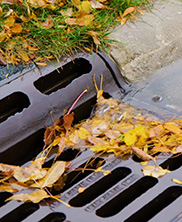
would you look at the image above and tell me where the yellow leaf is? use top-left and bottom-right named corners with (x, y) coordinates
top-left (78, 187), bottom-right (86, 193)
top-left (172, 178), bottom-right (182, 185)
top-left (149, 125), bottom-right (164, 137)
top-left (17, 49), bottom-right (30, 62)
top-left (79, 1), bottom-right (92, 13)
top-left (36, 62), bottom-right (47, 66)
top-left (3, 16), bottom-right (15, 27)
top-left (122, 7), bottom-right (135, 17)
top-left (0, 31), bottom-right (7, 42)
top-left (142, 165), bottom-right (170, 178)
top-left (78, 127), bottom-right (91, 139)
top-left (88, 31), bottom-right (101, 45)
top-left (65, 14), bottom-right (94, 26)
top-left (52, 137), bottom-right (61, 146)
top-left (0, 184), bottom-right (18, 192)
top-left (11, 23), bottom-right (23, 33)
top-left (6, 189), bottom-right (49, 203)
top-left (164, 122), bottom-right (182, 134)
top-left (31, 161), bottom-right (66, 188)
top-left (124, 132), bottom-right (137, 145)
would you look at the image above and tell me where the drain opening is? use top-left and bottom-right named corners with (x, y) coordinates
top-left (125, 186), bottom-right (182, 222)
top-left (50, 157), bottom-right (104, 195)
top-left (34, 58), bottom-right (92, 95)
top-left (0, 192), bottom-right (13, 207)
top-left (0, 202), bottom-right (39, 222)
top-left (0, 129), bottom-right (44, 165)
top-left (43, 148), bottom-right (80, 168)
top-left (0, 92), bottom-right (30, 124)
top-left (96, 176), bottom-right (158, 218)
top-left (69, 167), bottom-right (131, 207)
top-left (160, 154), bottom-right (182, 171)
top-left (39, 212), bottom-right (66, 222)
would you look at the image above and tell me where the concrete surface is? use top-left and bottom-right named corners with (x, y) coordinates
top-left (109, 0), bottom-right (182, 83)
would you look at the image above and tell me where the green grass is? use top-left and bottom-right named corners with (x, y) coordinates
top-left (0, 0), bottom-right (153, 64)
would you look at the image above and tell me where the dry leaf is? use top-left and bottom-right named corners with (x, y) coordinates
top-left (31, 161), bottom-right (66, 188)
top-left (131, 146), bottom-right (154, 161)
top-left (164, 122), bottom-right (182, 135)
top-left (90, 0), bottom-right (108, 9)
top-left (41, 16), bottom-right (54, 29)
top-left (78, 1), bottom-right (92, 13)
top-left (63, 113), bottom-right (74, 131)
top-left (11, 23), bottom-right (23, 33)
top-left (88, 31), bottom-right (101, 45)
top-left (122, 7), bottom-right (135, 17)
top-left (6, 189), bottom-right (49, 203)
top-left (142, 165), bottom-right (170, 178)
top-left (0, 52), bottom-right (7, 64)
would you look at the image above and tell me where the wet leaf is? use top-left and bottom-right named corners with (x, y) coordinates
top-left (31, 161), bottom-right (66, 188)
top-left (142, 165), bottom-right (170, 178)
top-left (6, 189), bottom-right (49, 203)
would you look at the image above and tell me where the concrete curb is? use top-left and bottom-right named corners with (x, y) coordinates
top-left (109, 0), bottom-right (182, 83)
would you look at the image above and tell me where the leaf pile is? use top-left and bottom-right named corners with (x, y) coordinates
top-left (2, 78), bottom-right (182, 205)
top-left (0, 0), bottom-right (152, 65)
top-left (43, 82), bottom-right (182, 178)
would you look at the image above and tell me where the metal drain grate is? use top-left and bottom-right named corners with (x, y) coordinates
top-left (0, 52), bottom-right (182, 222)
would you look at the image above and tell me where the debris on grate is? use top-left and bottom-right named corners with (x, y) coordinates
top-left (1, 52), bottom-right (182, 222)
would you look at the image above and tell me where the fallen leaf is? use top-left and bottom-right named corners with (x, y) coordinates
top-left (88, 31), bottom-right (101, 45)
top-left (63, 113), bottom-right (74, 131)
top-left (78, 187), bottom-right (86, 193)
top-left (78, 127), bottom-right (91, 139)
top-left (0, 52), bottom-right (7, 64)
top-left (11, 23), bottom-right (23, 33)
top-left (78, 1), bottom-right (92, 13)
top-left (6, 189), bottom-right (49, 203)
top-left (31, 161), bottom-right (66, 188)
top-left (131, 146), bottom-right (154, 161)
top-left (142, 165), bottom-right (170, 178)
top-left (172, 178), bottom-right (182, 185)
top-left (0, 31), bottom-right (6, 43)
top-left (164, 122), bottom-right (182, 135)
top-left (41, 16), bottom-right (54, 29)
top-left (122, 7), bottom-right (135, 17)
top-left (90, 0), bottom-right (108, 9)
top-left (61, 8), bottom-right (73, 16)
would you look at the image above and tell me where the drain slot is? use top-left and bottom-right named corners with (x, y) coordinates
top-left (39, 212), bottom-right (66, 222)
top-left (0, 202), bottom-right (39, 222)
top-left (69, 167), bottom-right (131, 207)
top-left (125, 186), bottom-right (182, 222)
top-left (160, 154), bottom-right (182, 171)
top-left (55, 157), bottom-right (104, 194)
top-left (0, 129), bottom-right (44, 165)
top-left (96, 176), bottom-right (158, 218)
top-left (0, 92), bottom-right (30, 124)
top-left (0, 192), bottom-right (13, 207)
top-left (34, 58), bottom-right (92, 95)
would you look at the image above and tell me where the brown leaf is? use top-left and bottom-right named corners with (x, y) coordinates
top-left (58, 137), bottom-right (66, 156)
top-left (0, 53), bottom-right (7, 64)
top-left (6, 189), bottom-right (49, 203)
top-left (31, 161), bottom-right (66, 188)
top-left (88, 31), bottom-right (101, 45)
top-left (63, 113), bottom-right (74, 131)
top-left (122, 7), bottom-right (135, 17)
top-left (131, 146), bottom-right (154, 161)
top-left (41, 16), bottom-right (54, 29)
top-left (90, 0), bottom-right (108, 9)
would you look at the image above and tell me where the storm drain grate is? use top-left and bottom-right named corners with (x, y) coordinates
top-left (0, 51), bottom-right (182, 222)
